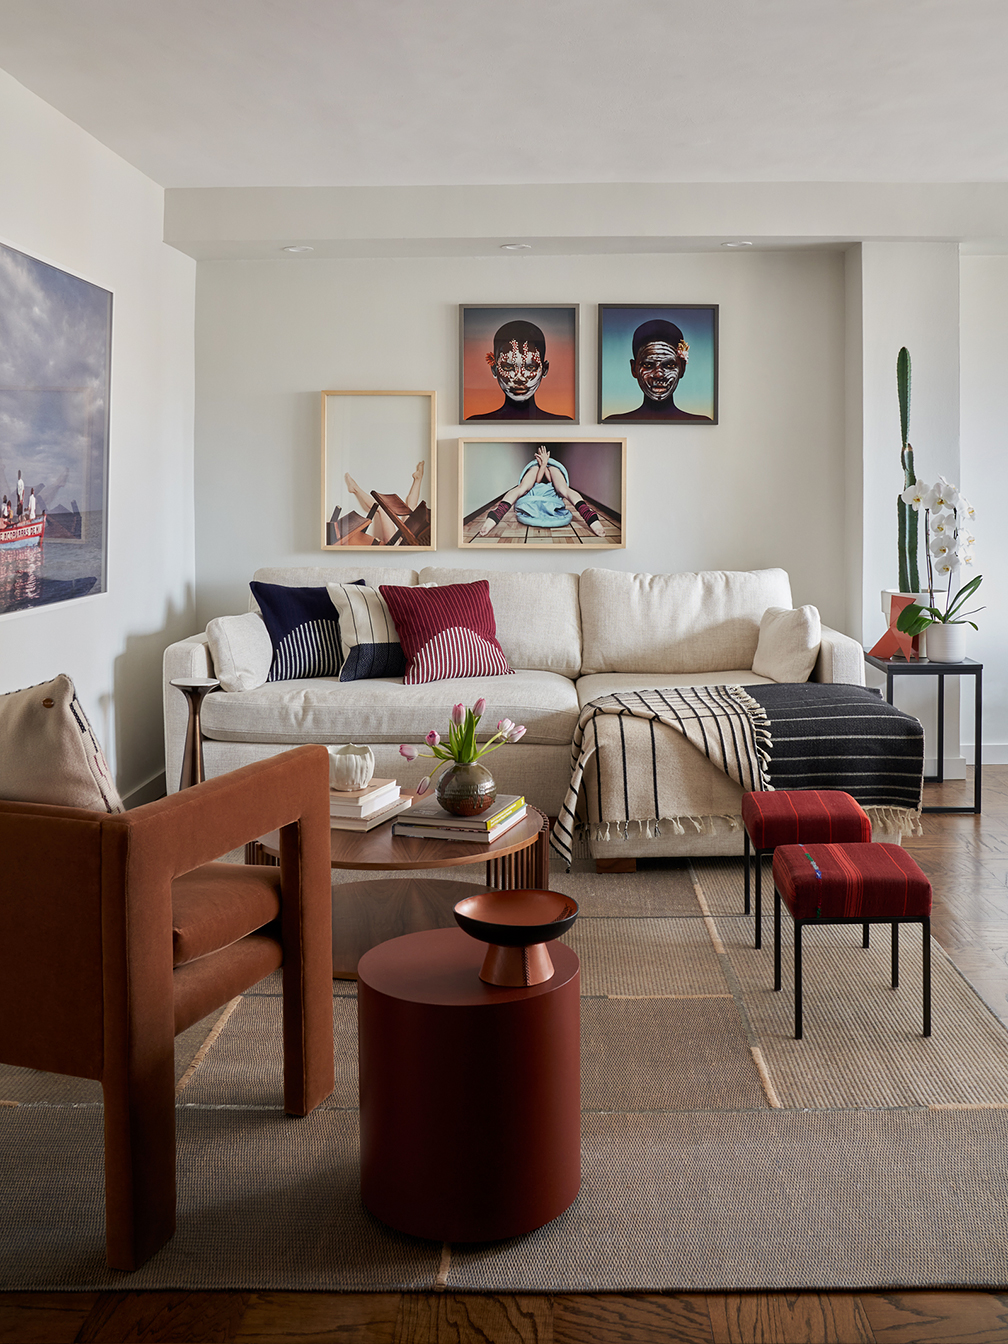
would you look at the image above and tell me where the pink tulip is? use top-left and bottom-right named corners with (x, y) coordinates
top-left (426, 730), bottom-right (440, 747)
top-left (473, 697), bottom-right (486, 717)
top-left (451, 703), bottom-right (465, 726)
top-left (497, 718), bottom-right (515, 736)
top-left (399, 743), bottom-right (419, 761)
top-left (507, 725), bottom-right (526, 743)
top-left (417, 775), bottom-right (431, 795)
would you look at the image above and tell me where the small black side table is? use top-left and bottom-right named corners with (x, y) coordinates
top-left (170, 677), bottom-right (220, 790)
top-left (863, 653), bottom-right (982, 815)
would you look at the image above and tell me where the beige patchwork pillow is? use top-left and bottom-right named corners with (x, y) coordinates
top-left (206, 612), bottom-right (273, 692)
top-left (0, 675), bottom-right (124, 812)
top-left (752, 606), bottom-right (822, 683)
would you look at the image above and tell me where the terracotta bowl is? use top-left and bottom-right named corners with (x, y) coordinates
top-left (453, 888), bottom-right (578, 948)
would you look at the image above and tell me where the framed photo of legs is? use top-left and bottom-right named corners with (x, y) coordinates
top-left (322, 391), bottom-right (436, 550)
top-left (458, 438), bottom-right (625, 549)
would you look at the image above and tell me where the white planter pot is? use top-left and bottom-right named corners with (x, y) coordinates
top-left (924, 622), bottom-right (967, 663)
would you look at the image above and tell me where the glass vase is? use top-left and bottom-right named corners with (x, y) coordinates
top-left (436, 761), bottom-right (497, 816)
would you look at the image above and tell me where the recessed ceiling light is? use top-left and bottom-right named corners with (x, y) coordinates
top-left (721, 240), bottom-right (753, 249)
top-left (501, 242), bottom-right (532, 251)
top-left (282, 244), bottom-right (314, 254)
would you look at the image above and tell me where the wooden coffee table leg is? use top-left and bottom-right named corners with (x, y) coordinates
top-left (484, 807), bottom-right (550, 891)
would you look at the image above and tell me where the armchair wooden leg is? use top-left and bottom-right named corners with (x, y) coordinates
top-left (280, 820), bottom-right (335, 1116)
top-left (101, 1051), bottom-right (176, 1270)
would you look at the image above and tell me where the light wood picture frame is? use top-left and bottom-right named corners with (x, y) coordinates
top-left (321, 391), bottom-right (436, 550)
top-left (458, 437), bottom-right (626, 550)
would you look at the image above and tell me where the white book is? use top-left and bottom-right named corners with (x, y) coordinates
top-left (330, 782), bottom-right (400, 818)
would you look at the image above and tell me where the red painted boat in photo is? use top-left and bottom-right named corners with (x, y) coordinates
top-left (0, 513), bottom-right (46, 550)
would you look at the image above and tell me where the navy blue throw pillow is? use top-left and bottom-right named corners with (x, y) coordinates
top-left (250, 582), bottom-right (345, 681)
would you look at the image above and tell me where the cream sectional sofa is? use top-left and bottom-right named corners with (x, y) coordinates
top-left (163, 564), bottom-right (864, 858)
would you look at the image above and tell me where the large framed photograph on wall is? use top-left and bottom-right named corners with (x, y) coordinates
top-left (459, 305), bottom-right (578, 424)
top-left (0, 241), bottom-right (112, 616)
top-left (598, 304), bottom-right (718, 424)
top-left (459, 438), bottom-right (625, 549)
top-left (321, 391), bottom-right (436, 550)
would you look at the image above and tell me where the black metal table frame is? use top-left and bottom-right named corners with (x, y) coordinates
top-left (863, 653), bottom-right (982, 815)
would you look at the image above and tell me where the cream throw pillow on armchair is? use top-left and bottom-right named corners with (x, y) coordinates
top-left (0, 675), bottom-right (124, 812)
top-left (752, 605), bottom-right (822, 683)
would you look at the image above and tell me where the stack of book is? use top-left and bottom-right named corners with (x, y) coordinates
top-left (392, 793), bottom-right (526, 844)
top-left (330, 777), bottom-right (412, 831)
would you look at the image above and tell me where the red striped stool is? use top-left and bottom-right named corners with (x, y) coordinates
top-left (741, 791), bottom-right (871, 949)
top-left (772, 842), bottom-right (932, 1040)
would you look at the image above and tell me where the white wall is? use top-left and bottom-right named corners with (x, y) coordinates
top-left (194, 249), bottom-right (847, 629)
top-left (0, 70), bottom-right (196, 800)
top-left (961, 255), bottom-right (1008, 761)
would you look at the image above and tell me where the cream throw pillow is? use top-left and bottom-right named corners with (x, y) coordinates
top-left (206, 612), bottom-right (273, 692)
top-left (0, 675), bottom-right (124, 812)
top-left (752, 605), bottom-right (822, 683)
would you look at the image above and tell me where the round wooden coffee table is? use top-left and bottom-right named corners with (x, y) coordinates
top-left (249, 802), bottom-right (549, 978)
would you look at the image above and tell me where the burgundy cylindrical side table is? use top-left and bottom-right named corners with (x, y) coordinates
top-left (358, 926), bottom-right (581, 1243)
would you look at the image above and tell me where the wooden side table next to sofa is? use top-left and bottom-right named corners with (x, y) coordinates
top-left (249, 803), bottom-right (551, 977)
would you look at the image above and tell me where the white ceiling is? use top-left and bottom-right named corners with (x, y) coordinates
top-left (1, 0), bottom-right (1007, 190)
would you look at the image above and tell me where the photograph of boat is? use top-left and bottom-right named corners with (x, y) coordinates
top-left (0, 514), bottom-right (46, 551)
top-left (0, 241), bottom-right (111, 617)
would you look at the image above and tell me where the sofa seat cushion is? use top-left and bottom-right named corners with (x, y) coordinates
top-left (200, 670), bottom-right (580, 747)
top-left (575, 670), bottom-right (774, 710)
top-left (172, 862), bottom-right (282, 967)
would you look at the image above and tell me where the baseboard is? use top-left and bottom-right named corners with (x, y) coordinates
top-left (926, 754), bottom-right (967, 780)
top-left (123, 770), bottom-right (167, 810)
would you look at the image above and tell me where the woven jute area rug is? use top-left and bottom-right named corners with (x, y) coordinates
top-left (4, 859), bottom-right (1008, 1292)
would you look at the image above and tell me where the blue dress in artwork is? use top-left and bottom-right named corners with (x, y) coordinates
top-left (513, 460), bottom-right (573, 528)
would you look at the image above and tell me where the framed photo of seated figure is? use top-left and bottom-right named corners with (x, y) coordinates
top-left (321, 390), bottom-right (436, 550)
top-left (598, 304), bottom-right (718, 424)
top-left (458, 438), bottom-right (626, 549)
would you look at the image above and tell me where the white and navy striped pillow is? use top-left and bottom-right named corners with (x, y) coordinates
top-left (250, 581), bottom-right (343, 682)
top-left (326, 583), bottom-right (407, 681)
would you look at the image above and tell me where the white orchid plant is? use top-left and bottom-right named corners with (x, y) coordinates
top-left (896, 476), bottom-right (983, 636)
top-left (399, 697), bottom-right (526, 795)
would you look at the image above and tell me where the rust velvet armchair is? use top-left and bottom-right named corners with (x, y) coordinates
top-left (0, 744), bottom-right (334, 1271)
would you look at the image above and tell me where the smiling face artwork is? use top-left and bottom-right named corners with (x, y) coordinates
top-left (466, 319), bottom-right (573, 421)
top-left (605, 317), bottom-right (713, 422)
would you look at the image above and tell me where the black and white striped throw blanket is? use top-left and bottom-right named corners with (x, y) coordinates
top-left (550, 682), bottom-right (924, 868)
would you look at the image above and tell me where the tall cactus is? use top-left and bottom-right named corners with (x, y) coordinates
top-left (896, 346), bottom-right (920, 594)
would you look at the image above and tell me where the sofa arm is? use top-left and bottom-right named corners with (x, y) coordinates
top-left (813, 625), bottom-right (866, 686)
top-left (163, 634), bottom-right (214, 795)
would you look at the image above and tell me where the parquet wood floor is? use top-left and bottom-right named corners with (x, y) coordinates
top-left (461, 509), bottom-right (621, 546)
top-left (3, 768), bottom-right (1007, 1342)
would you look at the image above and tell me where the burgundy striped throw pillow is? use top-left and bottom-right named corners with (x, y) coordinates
top-left (379, 580), bottom-right (514, 685)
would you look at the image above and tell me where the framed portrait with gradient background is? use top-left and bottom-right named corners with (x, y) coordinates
top-left (598, 304), bottom-right (718, 424)
top-left (459, 305), bottom-right (578, 424)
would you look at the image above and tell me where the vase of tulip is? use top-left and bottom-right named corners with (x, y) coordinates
top-left (399, 697), bottom-right (526, 817)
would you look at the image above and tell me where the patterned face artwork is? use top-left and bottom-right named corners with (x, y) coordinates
top-left (488, 339), bottom-right (547, 402)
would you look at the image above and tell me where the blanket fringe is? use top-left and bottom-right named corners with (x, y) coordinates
top-left (587, 814), bottom-right (742, 843)
top-left (865, 805), bottom-right (924, 838)
top-left (725, 684), bottom-right (775, 783)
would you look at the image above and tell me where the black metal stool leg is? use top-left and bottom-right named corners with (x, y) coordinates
top-left (755, 849), bottom-right (763, 950)
top-left (891, 921), bottom-right (899, 989)
top-left (863, 923), bottom-right (870, 948)
top-left (923, 917), bottom-right (932, 1036)
top-left (743, 829), bottom-right (751, 916)
top-left (774, 886), bottom-right (782, 991)
top-left (794, 921), bottom-right (803, 1040)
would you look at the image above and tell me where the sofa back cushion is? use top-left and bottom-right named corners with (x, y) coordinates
top-left (579, 568), bottom-right (794, 675)
top-left (419, 567), bottom-right (581, 677)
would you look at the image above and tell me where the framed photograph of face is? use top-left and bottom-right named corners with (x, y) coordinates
top-left (598, 304), bottom-right (718, 424)
top-left (458, 438), bottom-right (625, 549)
top-left (459, 305), bottom-right (578, 424)
top-left (321, 390), bottom-right (436, 550)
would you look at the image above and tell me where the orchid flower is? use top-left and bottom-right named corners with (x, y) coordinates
top-left (924, 477), bottom-right (959, 512)
top-left (901, 482), bottom-right (929, 511)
